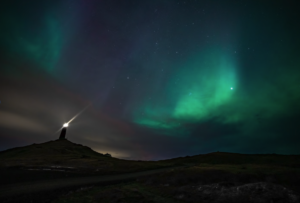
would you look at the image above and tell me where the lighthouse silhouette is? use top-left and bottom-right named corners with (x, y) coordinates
top-left (59, 123), bottom-right (68, 139)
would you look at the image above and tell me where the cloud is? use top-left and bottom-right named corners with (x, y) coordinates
top-left (0, 111), bottom-right (48, 133)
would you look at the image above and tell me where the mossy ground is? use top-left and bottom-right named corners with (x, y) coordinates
top-left (52, 164), bottom-right (300, 203)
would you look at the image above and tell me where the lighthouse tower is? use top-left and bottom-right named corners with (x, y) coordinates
top-left (59, 123), bottom-right (68, 139)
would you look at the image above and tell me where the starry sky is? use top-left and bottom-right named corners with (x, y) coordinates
top-left (1, 0), bottom-right (300, 160)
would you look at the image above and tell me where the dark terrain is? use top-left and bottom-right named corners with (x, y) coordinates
top-left (1, 139), bottom-right (300, 203)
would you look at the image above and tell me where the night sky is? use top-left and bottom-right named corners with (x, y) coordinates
top-left (1, 0), bottom-right (300, 160)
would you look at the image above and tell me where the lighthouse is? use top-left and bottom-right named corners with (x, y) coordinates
top-left (59, 123), bottom-right (68, 139)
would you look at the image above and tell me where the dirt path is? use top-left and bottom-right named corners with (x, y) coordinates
top-left (0, 166), bottom-right (185, 199)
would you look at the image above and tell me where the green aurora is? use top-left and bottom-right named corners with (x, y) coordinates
top-left (1, 0), bottom-right (300, 159)
top-left (0, 9), bottom-right (62, 73)
top-left (134, 46), bottom-right (238, 132)
top-left (133, 42), bottom-right (300, 143)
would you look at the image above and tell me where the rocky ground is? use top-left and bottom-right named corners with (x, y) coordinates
top-left (53, 165), bottom-right (300, 203)
top-left (52, 181), bottom-right (299, 203)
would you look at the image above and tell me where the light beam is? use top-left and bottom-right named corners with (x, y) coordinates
top-left (54, 102), bottom-right (93, 135)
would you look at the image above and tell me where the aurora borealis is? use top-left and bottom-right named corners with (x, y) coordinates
top-left (1, 0), bottom-right (300, 160)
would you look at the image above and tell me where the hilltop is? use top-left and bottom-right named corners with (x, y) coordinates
top-left (0, 139), bottom-right (109, 168)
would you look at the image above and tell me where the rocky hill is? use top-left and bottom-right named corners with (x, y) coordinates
top-left (0, 139), bottom-right (172, 174)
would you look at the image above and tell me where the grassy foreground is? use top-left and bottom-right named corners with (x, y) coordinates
top-left (52, 163), bottom-right (300, 203)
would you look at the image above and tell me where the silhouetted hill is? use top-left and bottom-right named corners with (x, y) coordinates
top-left (1, 140), bottom-right (300, 171)
top-left (0, 139), bottom-right (173, 174)
top-left (1, 139), bottom-right (103, 159)
top-left (0, 139), bottom-right (106, 167)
